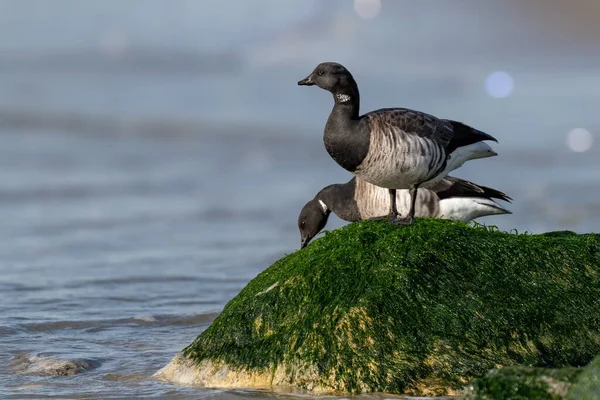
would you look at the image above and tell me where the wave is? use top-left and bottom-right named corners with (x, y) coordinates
top-left (17, 313), bottom-right (218, 333)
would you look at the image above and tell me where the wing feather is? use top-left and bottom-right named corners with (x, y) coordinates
top-left (362, 108), bottom-right (454, 148)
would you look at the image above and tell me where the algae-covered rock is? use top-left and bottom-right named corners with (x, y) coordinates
top-left (464, 354), bottom-right (600, 400)
top-left (566, 355), bottom-right (600, 400)
top-left (156, 219), bottom-right (600, 395)
top-left (463, 365), bottom-right (581, 400)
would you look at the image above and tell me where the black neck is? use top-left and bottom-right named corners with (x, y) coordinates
top-left (331, 75), bottom-right (360, 120)
top-left (316, 179), bottom-right (360, 221)
top-left (323, 76), bottom-right (370, 173)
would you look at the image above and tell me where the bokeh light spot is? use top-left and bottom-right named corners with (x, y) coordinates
top-left (354, 0), bottom-right (382, 20)
top-left (566, 128), bottom-right (593, 153)
top-left (484, 71), bottom-right (514, 98)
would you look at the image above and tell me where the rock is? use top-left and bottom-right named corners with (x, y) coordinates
top-left (155, 219), bottom-right (600, 395)
top-left (566, 355), bottom-right (600, 400)
top-left (464, 355), bottom-right (600, 399)
top-left (10, 353), bottom-right (99, 376)
top-left (463, 365), bottom-right (580, 399)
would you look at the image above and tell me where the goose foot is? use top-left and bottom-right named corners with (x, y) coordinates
top-left (390, 214), bottom-right (414, 225)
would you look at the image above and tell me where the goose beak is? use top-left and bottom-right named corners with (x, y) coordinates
top-left (300, 236), bottom-right (310, 249)
top-left (297, 75), bottom-right (314, 86)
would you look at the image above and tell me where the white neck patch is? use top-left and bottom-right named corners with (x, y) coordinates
top-left (318, 199), bottom-right (328, 213)
top-left (336, 94), bottom-right (351, 103)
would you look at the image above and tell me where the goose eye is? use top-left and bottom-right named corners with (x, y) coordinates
top-left (301, 221), bottom-right (306, 227)
top-left (318, 70), bottom-right (324, 76)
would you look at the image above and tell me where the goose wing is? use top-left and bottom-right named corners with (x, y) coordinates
top-left (434, 176), bottom-right (512, 202)
top-left (444, 120), bottom-right (498, 154)
top-left (362, 108), bottom-right (454, 149)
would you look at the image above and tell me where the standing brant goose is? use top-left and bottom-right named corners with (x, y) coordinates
top-left (298, 62), bottom-right (498, 225)
top-left (298, 176), bottom-right (512, 248)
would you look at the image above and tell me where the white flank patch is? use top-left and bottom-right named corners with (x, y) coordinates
top-left (439, 198), bottom-right (509, 222)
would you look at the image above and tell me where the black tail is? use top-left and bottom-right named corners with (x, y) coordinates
top-left (436, 176), bottom-right (512, 203)
top-left (445, 120), bottom-right (497, 154)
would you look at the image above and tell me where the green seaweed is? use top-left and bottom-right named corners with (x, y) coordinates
top-left (566, 355), bottom-right (600, 399)
top-left (181, 219), bottom-right (600, 395)
top-left (464, 355), bottom-right (600, 399)
top-left (464, 365), bottom-right (581, 400)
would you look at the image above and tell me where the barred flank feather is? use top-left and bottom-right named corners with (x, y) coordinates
top-left (356, 111), bottom-right (450, 189)
top-left (352, 176), bottom-right (510, 221)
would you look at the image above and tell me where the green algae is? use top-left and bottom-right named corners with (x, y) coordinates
top-left (464, 365), bottom-right (581, 400)
top-left (566, 355), bottom-right (600, 400)
top-left (464, 355), bottom-right (600, 399)
top-left (179, 219), bottom-right (600, 395)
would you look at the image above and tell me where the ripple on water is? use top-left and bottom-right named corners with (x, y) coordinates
top-left (18, 313), bottom-right (218, 334)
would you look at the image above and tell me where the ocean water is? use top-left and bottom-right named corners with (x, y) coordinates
top-left (1, 1), bottom-right (599, 399)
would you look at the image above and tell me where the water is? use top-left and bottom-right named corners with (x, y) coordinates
top-left (1, 1), bottom-right (599, 398)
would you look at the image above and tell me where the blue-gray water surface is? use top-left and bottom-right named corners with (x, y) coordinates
top-left (1, 1), bottom-right (599, 399)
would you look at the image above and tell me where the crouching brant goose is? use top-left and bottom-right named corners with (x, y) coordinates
top-left (298, 62), bottom-right (498, 225)
top-left (298, 176), bottom-right (512, 248)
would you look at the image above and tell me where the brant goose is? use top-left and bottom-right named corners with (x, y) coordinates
top-left (298, 176), bottom-right (511, 248)
top-left (298, 62), bottom-right (497, 225)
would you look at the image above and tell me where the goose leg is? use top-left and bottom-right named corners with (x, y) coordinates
top-left (367, 189), bottom-right (397, 221)
top-left (388, 188), bottom-right (401, 221)
top-left (390, 186), bottom-right (417, 225)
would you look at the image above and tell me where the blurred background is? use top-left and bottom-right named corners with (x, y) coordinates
top-left (1, 1), bottom-right (599, 398)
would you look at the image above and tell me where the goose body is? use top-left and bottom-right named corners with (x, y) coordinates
top-left (325, 108), bottom-right (454, 188)
top-left (298, 176), bottom-right (511, 248)
top-left (298, 62), bottom-right (498, 224)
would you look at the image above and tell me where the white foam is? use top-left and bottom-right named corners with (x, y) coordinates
top-left (134, 315), bottom-right (157, 322)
